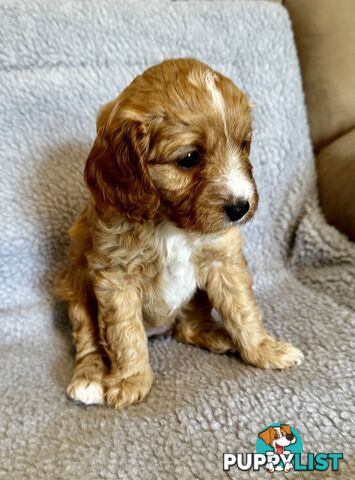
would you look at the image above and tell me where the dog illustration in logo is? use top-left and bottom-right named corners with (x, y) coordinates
top-left (258, 424), bottom-right (296, 472)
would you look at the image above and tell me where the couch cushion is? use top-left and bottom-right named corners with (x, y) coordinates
top-left (317, 127), bottom-right (355, 240)
top-left (284, 0), bottom-right (355, 152)
top-left (284, 0), bottom-right (355, 239)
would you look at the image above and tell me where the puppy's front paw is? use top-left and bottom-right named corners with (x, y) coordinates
top-left (105, 368), bottom-right (153, 409)
top-left (242, 336), bottom-right (304, 369)
top-left (68, 380), bottom-right (104, 406)
top-left (67, 352), bottom-right (107, 405)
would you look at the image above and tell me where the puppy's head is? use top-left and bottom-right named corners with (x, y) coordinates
top-left (258, 425), bottom-right (296, 453)
top-left (85, 58), bottom-right (258, 232)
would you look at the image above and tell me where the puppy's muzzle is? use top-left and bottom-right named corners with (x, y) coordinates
top-left (223, 199), bottom-right (250, 222)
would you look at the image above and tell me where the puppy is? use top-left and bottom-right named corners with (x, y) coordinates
top-left (57, 58), bottom-right (303, 409)
top-left (258, 425), bottom-right (297, 472)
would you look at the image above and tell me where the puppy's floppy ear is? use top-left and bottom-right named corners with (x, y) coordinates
top-left (258, 427), bottom-right (273, 446)
top-left (84, 101), bottom-right (160, 223)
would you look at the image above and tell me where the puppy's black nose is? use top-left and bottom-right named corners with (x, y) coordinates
top-left (224, 200), bottom-right (250, 222)
top-left (286, 434), bottom-right (294, 441)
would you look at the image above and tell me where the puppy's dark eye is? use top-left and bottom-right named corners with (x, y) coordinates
top-left (241, 141), bottom-right (250, 153)
top-left (177, 150), bottom-right (200, 169)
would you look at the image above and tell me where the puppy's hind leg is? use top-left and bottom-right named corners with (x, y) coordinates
top-left (173, 290), bottom-right (237, 354)
top-left (66, 300), bottom-right (107, 406)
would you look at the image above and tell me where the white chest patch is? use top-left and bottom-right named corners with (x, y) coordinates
top-left (154, 222), bottom-right (197, 314)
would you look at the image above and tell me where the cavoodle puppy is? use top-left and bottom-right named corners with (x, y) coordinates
top-left (57, 58), bottom-right (303, 409)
